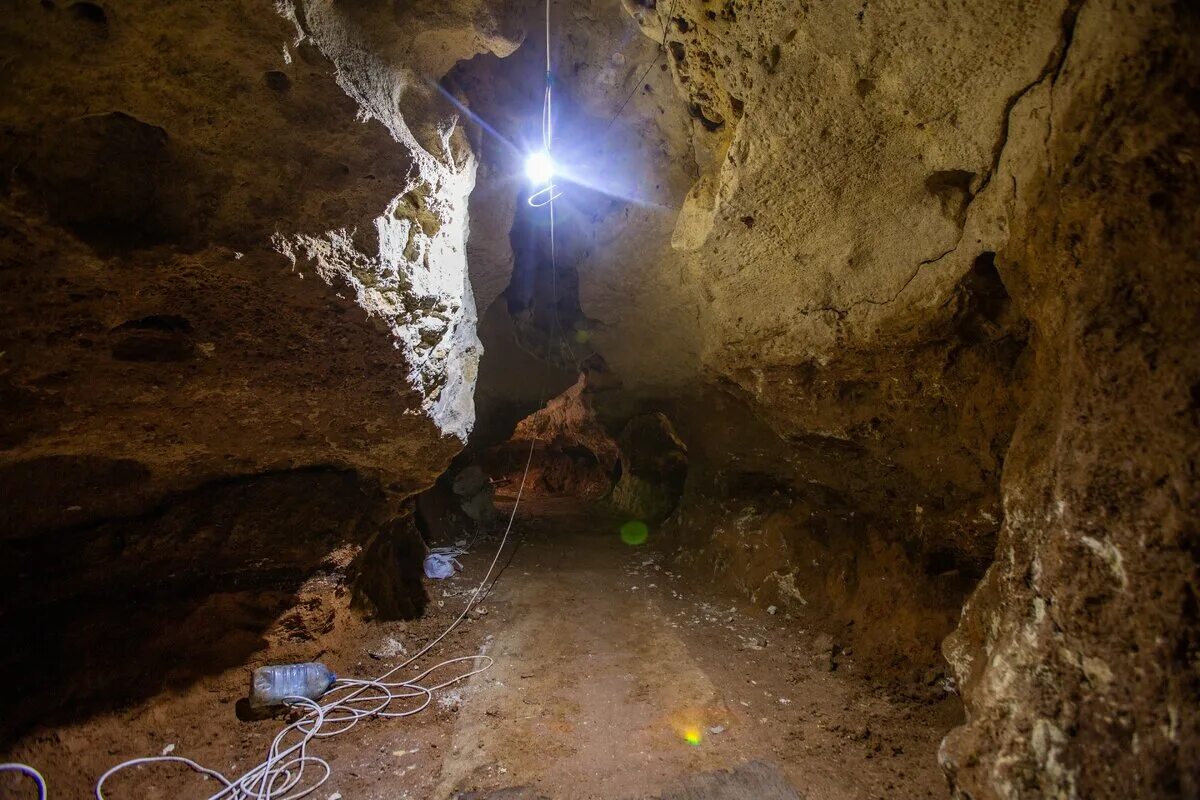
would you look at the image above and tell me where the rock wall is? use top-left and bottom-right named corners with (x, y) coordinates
top-left (616, 0), bottom-right (1199, 794)
top-left (611, 412), bottom-right (688, 524)
top-left (0, 0), bottom-right (1194, 792)
top-left (483, 374), bottom-right (620, 498)
top-left (0, 0), bottom-right (518, 736)
top-left (454, 0), bottom-right (1198, 795)
top-left (938, 3), bottom-right (1200, 796)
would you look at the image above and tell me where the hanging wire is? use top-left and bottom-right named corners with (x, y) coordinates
top-left (522, 0), bottom-right (581, 374)
top-left (603, 0), bottom-right (682, 134)
top-left (528, 0), bottom-right (562, 208)
top-left (543, 0), bottom-right (552, 152)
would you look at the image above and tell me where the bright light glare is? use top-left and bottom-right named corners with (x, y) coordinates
top-left (525, 151), bottom-right (555, 185)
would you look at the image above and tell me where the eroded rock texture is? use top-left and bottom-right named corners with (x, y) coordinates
top-left (483, 374), bottom-right (620, 498)
top-left (0, 0), bottom-right (1194, 794)
top-left (452, 0), bottom-right (1197, 795)
top-left (0, 0), bottom-right (516, 736)
top-left (938, 4), bottom-right (1200, 796)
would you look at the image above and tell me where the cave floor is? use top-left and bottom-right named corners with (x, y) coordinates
top-left (3, 497), bottom-right (958, 799)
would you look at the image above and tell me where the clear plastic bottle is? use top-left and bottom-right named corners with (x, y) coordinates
top-left (249, 662), bottom-right (336, 708)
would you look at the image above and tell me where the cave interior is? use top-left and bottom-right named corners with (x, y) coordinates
top-left (0, 0), bottom-right (1197, 798)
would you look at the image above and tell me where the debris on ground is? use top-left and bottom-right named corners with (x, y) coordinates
top-left (425, 550), bottom-right (464, 579)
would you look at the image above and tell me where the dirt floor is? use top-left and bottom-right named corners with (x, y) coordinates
top-left (2, 497), bottom-right (960, 799)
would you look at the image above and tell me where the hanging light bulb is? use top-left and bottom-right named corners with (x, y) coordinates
top-left (525, 150), bottom-right (555, 185)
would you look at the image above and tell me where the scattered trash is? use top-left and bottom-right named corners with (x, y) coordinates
top-left (249, 662), bottom-right (336, 708)
top-left (767, 605), bottom-right (778, 615)
top-left (424, 551), bottom-right (463, 579)
top-left (708, 724), bottom-right (726, 735)
top-left (328, 793), bottom-right (343, 800)
top-left (161, 743), bottom-right (175, 756)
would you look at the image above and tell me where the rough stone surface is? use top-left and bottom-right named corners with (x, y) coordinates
top-left (454, 0), bottom-right (1198, 795)
top-left (486, 374), bottom-right (621, 499)
top-left (0, 0), bottom-right (1195, 795)
top-left (0, 0), bottom-right (517, 736)
top-left (937, 4), bottom-right (1200, 797)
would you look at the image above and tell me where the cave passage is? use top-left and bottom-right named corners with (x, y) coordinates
top-left (1, 0), bottom-right (1197, 798)
top-left (3, 459), bottom-right (963, 799)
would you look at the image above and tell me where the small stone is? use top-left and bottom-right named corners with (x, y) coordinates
top-left (767, 605), bottom-right (778, 615)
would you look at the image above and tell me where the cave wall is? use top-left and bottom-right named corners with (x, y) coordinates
top-left (0, 0), bottom-right (522, 733)
top-left (938, 3), bottom-right (1200, 796)
top-left (452, 0), bottom-right (1033, 677)
top-left (621, 0), bottom-right (1199, 795)
top-left (456, 0), bottom-right (1042, 563)
top-left (0, 0), bottom-right (1193, 793)
top-left (452, 0), bottom-right (1198, 795)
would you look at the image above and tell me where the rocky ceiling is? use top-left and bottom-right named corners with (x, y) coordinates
top-left (0, 0), bottom-right (1196, 797)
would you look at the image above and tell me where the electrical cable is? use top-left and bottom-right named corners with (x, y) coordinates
top-left (77, 431), bottom-right (542, 800)
top-left (602, 0), bottom-right (681, 134)
top-left (528, 0), bottom-right (562, 209)
top-left (529, 0), bottom-right (682, 374)
top-left (528, 0), bottom-right (581, 375)
top-left (0, 763), bottom-right (47, 800)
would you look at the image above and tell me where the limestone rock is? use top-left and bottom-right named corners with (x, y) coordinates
top-left (938, 4), bottom-right (1200, 797)
top-left (0, 0), bottom-right (516, 739)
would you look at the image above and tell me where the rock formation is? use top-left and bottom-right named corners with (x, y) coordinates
top-left (1, 0), bottom-right (1195, 795)
top-left (452, 0), bottom-right (1198, 795)
top-left (0, 0), bottom-right (515, 736)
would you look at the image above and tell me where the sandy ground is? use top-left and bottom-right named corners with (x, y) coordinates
top-left (2, 497), bottom-right (959, 799)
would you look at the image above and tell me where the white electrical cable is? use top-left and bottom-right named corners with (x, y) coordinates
top-left (543, 0), bottom-right (553, 154)
top-left (528, 0), bottom-right (562, 209)
top-left (525, 0), bottom-right (579, 373)
top-left (1, 763), bottom-right (47, 800)
top-left (82, 435), bottom-right (541, 800)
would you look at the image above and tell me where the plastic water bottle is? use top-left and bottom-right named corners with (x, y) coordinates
top-left (249, 662), bottom-right (336, 708)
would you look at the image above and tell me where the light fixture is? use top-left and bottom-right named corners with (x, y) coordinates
top-left (525, 150), bottom-right (555, 185)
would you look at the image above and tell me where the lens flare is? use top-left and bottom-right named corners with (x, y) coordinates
top-left (620, 520), bottom-right (649, 546)
top-left (525, 151), bottom-right (555, 185)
